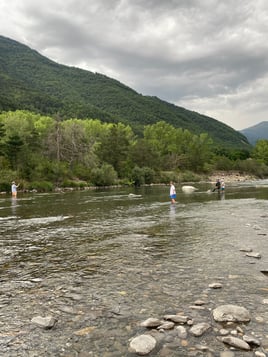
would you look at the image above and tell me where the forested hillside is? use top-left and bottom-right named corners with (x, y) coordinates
top-left (0, 35), bottom-right (250, 150)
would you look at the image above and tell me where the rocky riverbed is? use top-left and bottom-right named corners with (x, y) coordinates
top-left (1, 183), bottom-right (268, 356)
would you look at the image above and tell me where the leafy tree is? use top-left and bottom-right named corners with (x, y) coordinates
top-left (96, 123), bottom-right (135, 177)
top-left (252, 139), bottom-right (268, 165)
top-left (5, 134), bottom-right (24, 170)
top-left (185, 133), bottom-right (213, 171)
top-left (59, 119), bottom-right (98, 169)
top-left (129, 138), bottom-right (160, 170)
top-left (144, 121), bottom-right (176, 156)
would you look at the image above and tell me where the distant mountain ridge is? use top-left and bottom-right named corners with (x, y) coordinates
top-left (0, 35), bottom-right (250, 150)
top-left (240, 121), bottom-right (268, 145)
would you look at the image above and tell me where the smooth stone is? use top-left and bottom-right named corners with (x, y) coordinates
top-left (129, 334), bottom-right (156, 355)
top-left (164, 314), bottom-right (188, 323)
top-left (246, 252), bottom-right (261, 258)
top-left (140, 318), bottom-right (162, 327)
top-left (31, 315), bottom-right (56, 329)
top-left (157, 321), bottom-right (175, 330)
top-left (243, 335), bottom-right (261, 346)
top-left (255, 352), bottom-right (266, 357)
top-left (219, 329), bottom-right (229, 336)
top-left (222, 336), bottom-right (251, 350)
top-left (176, 326), bottom-right (187, 339)
top-left (189, 322), bottom-right (211, 337)
top-left (209, 283), bottom-right (223, 289)
top-left (213, 305), bottom-right (250, 322)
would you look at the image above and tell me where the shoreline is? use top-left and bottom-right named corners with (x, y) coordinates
top-left (207, 170), bottom-right (258, 184)
top-left (0, 171), bottom-right (262, 195)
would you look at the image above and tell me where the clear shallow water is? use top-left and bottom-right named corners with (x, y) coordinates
top-left (1, 182), bottom-right (268, 356)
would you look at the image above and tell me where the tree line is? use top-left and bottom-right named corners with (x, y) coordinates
top-left (0, 110), bottom-right (267, 192)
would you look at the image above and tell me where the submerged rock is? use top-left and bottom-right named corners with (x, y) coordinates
top-left (209, 282), bottom-right (223, 289)
top-left (129, 334), bottom-right (156, 355)
top-left (222, 336), bottom-right (251, 350)
top-left (189, 322), bottom-right (211, 337)
top-left (140, 317), bottom-right (162, 327)
top-left (163, 314), bottom-right (189, 324)
top-left (246, 252), bottom-right (261, 259)
top-left (243, 334), bottom-right (261, 346)
top-left (31, 315), bottom-right (56, 329)
top-left (213, 305), bottom-right (250, 322)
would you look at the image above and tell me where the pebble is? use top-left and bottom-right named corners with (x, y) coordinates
top-left (209, 282), bottom-right (223, 289)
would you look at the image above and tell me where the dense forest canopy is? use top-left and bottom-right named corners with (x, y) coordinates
top-left (0, 110), bottom-right (267, 191)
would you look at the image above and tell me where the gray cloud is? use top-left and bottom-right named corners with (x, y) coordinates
top-left (1, 0), bottom-right (268, 130)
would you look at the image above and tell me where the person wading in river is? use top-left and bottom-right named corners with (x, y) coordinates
top-left (212, 179), bottom-right (221, 193)
top-left (11, 181), bottom-right (20, 198)
top-left (169, 181), bottom-right (176, 204)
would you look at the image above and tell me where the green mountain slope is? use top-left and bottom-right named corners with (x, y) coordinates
top-left (0, 35), bottom-right (250, 149)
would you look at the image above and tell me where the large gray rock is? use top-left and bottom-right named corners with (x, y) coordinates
top-left (129, 334), bottom-right (156, 355)
top-left (213, 305), bottom-right (250, 322)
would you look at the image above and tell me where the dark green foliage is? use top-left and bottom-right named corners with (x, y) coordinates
top-left (131, 166), bottom-right (156, 186)
top-left (90, 164), bottom-right (118, 186)
top-left (0, 35), bottom-right (251, 151)
top-left (233, 159), bottom-right (268, 178)
top-left (5, 134), bottom-right (24, 170)
top-left (27, 181), bottom-right (54, 192)
top-left (0, 181), bottom-right (11, 192)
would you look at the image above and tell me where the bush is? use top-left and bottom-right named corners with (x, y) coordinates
top-left (130, 166), bottom-right (145, 186)
top-left (61, 179), bottom-right (88, 188)
top-left (213, 156), bottom-right (234, 171)
top-left (233, 159), bottom-right (268, 178)
top-left (90, 164), bottom-right (118, 186)
top-left (179, 171), bottom-right (201, 183)
top-left (0, 181), bottom-right (11, 192)
top-left (143, 167), bottom-right (156, 184)
top-left (28, 181), bottom-right (54, 192)
top-left (159, 171), bottom-right (178, 184)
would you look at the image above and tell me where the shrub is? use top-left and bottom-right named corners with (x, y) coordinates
top-left (233, 159), bottom-right (268, 178)
top-left (28, 181), bottom-right (54, 192)
top-left (90, 164), bottom-right (118, 186)
top-left (131, 166), bottom-right (145, 187)
top-left (179, 171), bottom-right (201, 183)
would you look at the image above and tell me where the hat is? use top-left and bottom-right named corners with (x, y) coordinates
top-left (12, 181), bottom-right (15, 184)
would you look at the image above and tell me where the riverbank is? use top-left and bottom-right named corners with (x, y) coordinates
top-left (0, 171), bottom-right (261, 195)
top-left (207, 171), bottom-right (258, 183)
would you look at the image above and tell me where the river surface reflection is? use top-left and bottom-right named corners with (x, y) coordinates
top-left (1, 181), bottom-right (268, 356)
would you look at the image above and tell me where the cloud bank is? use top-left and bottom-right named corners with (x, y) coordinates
top-left (1, 0), bottom-right (268, 130)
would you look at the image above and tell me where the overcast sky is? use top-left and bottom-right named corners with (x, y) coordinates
top-left (1, 0), bottom-right (268, 130)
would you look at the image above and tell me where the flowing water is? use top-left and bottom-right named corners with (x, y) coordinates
top-left (1, 181), bottom-right (268, 356)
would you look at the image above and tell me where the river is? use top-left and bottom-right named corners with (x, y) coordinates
top-left (0, 181), bottom-right (268, 356)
